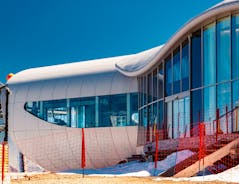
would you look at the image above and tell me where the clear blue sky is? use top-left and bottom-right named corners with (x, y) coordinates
top-left (0, 0), bottom-right (221, 83)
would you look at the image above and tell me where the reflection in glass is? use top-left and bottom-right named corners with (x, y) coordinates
top-left (232, 15), bottom-right (239, 79)
top-left (204, 86), bottom-right (216, 123)
top-left (192, 89), bottom-right (202, 136)
top-left (233, 80), bottom-right (239, 108)
top-left (158, 64), bottom-right (164, 99)
top-left (173, 48), bottom-right (181, 94)
top-left (153, 69), bottom-right (157, 101)
top-left (25, 93), bottom-right (138, 128)
top-left (217, 18), bottom-right (231, 83)
top-left (191, 30), bottom-right (202, 89)
top-left (217, 83), bottom-right (231, 115)
top-left (182, 40), bottom-right (189, 91)
top-left (165, 56), bottom-right (172, 96)
top-left (204, 23), bottom-right (216, 85)
top-left (167, 101), bottom-right (173, 139)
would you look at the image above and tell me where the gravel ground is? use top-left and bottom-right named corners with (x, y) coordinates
top-left (10, 173), bottom-right (236, 184)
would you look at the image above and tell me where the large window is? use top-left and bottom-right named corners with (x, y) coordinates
top-left (217, 18), bottom-right (231, 83)
top-left (232, 15), bottom-right (239, 79)
top-left (173, 48), bottom-right (181, 94)
top-left (165, 56), bottom-right (172, 96)
top-left (191, 30), bottom-right (202, 89)
top-left (233, 80), bottom-right (239, 108)
top-left (42, 100), bottom-right (67, 126)
top-left (70, 97), bottom-right (95, 128)
top-left (158, 64), bottom-right (164, 99)
top-left (153, 69), bottom-right (158, 101)
top-left (181, 40), bottom-right (189, 91)
top-left (191, 89), bottom-right (202, 134)
top-left (204, 86), bottom-right (216, 123)
top-left (204, 23), bottom-right (216, 86)
top-left (217, 83), bottom-right (231, 114)
top-left (25, 93), bottom-right (138, 128)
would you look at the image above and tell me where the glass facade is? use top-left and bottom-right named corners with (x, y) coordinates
top-left (181, 40), bottom-right (189, 91)
top-left (217, 18), bottom-right (231, 83)
top-left (25, 93), bottom-right (138, 128)
top-left (138, 14), bottom-right (239, 143)
top-left (203, 23), bottom-right (216, 86)
top-left (173, 48), bottom-right (181, 94)
top-left (232, 15), bottom-right (239, 79)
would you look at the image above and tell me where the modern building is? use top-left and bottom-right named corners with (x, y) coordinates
top-left (2, 0), bottom-right (239, 172)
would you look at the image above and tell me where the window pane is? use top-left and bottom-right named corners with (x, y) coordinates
top-left (182, 40), bottom-right (189, 91)
top-left (166, 101), bottom-right (173, 139)
top-left (70, 97), bottom-right (95, 128)
top-left (153, 69), bottom-right (157, 101)
top-left (158, 64), bottom-right (164, 99)
top-left (204, 23), bottom-right (216, 85)
top-left (191, 89), bottom-right (202, 135)
top-left (217, 83), bottom-right (231, 114)
top-left (158, 100), bottom-right (164, 130)
top-left (232, 15), bottom-right (239, 79)
top-left (173, 99), bottom-right (179, 138)
top-left (191, 30), bottom-right (202, 89)
top-left (143, 76), bottom-right (147, 105)
top-left (204, 86), bottom-right (216, 123)
top-left (148, 73), bottom-right (152, 103)
top-left (43, 100), bottom-right (67, 126)
top-left (165, 56), bottom-right (172, 96)
top-left (130, 93), bottom-right (138, 125)
top-left (217, 18), bottom-right (231, 82)
top-left (99, 94), bottom-right (127, 127)
top-left (173, 48), bottom-right (181, 94)
top-left (233, 80), bottom-right (239, 108)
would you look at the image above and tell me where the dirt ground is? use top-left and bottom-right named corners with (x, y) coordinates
top-left (10, 173), bottom-right (237, 184)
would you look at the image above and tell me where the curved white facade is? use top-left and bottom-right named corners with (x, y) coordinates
top-left (7, 55), bottom-right (139, 171)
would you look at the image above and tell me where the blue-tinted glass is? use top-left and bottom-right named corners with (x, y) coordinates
top-left (232, 15), bottom-right (239, 79)
top-left (143, 76), bottom-right (147, 105)
top-left (70, 97), bottom-right (95, 128)
top-left (158, 100), bottom-right (164, 130)
top-left (204, 86), bottom-right (216, 123)
top-left (42, 99), bottom-right (67, 126)
top-left (191, 30), bottom-right (202, 89)
top-left (173, 48), bottom-right (181, 94)
top-left (173, 99), bottom-right (179, 138)
top-left (167, 101), bottom-right (173, 138)
top-left (130, 93), bottom-right (138, 125)
top-left (233, 80), bottom-right (239, 108)
top-left (153, 69), bottom-right (157, 101)
top-left (204, 23), bottom-right (216, 85)
top-left (143, 107), bottom-right (147, 127)
top-left (99, 94), bottom-right (126, 127)
top-left (184, 96), bottom-right (190, 137)
top-left (165, 57), bottom-right (172, 96)
top-left (217, 18), bottom-right (231, 82)
top-left (217, 83), bottom-right (231, 115)
top-left (158, 64), bottom-right (164, 99)
top-left (192, 89), bottom-right (202, 134)
top-left (148, 74), bottom-right (152, 103)
top-left (182, 41), bottom-right (189, 91)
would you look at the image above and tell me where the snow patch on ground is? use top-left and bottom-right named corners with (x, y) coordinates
top-left (65, 150), bottom-right (195, 177)
top-left (155, 164), bottom-right (239, 183)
